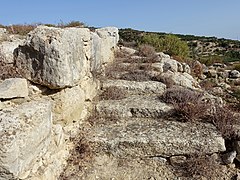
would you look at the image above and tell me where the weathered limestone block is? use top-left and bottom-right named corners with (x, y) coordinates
top-left (120, 46), bottom-right (136, 55)
top-left (96, 95), bottom-right (173, 118)
top-left (89, 118), bottom-right (226, 158)
top-left (15, 26), bottom-right (91, 89)
top-left (0, 39), bottom-right (24, 64)
top-left (161, 58), bottom-right (183, 73)
top-left (51, 86), bottom-right (85, 124)
top-left (102, 79), bottom-right (166, 95)
top-left (91, 27), bottom-right (119, 73)
top-left (0, 100), bottom-right (52, 179)
top-left (160, 71), bottom-right (199, 89)
top-left (0, 78), bottom-right (28, 99)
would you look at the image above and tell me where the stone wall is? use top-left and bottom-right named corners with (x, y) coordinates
top-left (0, 26), bottom-right (118, 180)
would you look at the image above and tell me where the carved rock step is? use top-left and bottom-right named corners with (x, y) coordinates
top-left (88, 118), bottom-right (226, 158)
top-left (96, 95), bottom-right (173, 118)
top-left (102, 79), bottom-right (166, 95)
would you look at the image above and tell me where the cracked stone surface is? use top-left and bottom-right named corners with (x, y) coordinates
top-left (96, 95), bottom-right (173, 118)
top-left (88, 118), bottom-right (226, 158)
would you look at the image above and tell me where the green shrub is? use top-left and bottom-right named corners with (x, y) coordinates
top-left (62, 21), bottom-right (85, 28)
top-left (141, 34), bottom-right (189, 59)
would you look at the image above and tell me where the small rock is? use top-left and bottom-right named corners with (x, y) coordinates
top-left (207, 69), bottom-right (218, 78)
top-left (182, 63), bottom-right (191, 74)
top-left (0, 78), bottom-right (28, 99)
top-left (222, 151), bottom-right (236, 164)
top-left (212, 63), bottom-right (226, 68)
top-left (157, 52), bottom-right (170, 59)
top-left (152, 157), bottom-right (167, 165)
top-left (229, 70), bottom-right (240, 79)
top-left (120, 46), bottom-right (137, 55)
top-left (170, 156), bottom-right (187, 166)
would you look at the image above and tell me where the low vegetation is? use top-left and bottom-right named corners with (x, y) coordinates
top-left (0, 60), bottom-right (22, 80)
top-left (0, 21), bottom-right (86, 35)
top-left (119, 28), bottom-right (240, 64)
top-left (141, 34), bottom-right (189, 60)
top-left (99, 87), bottom-right (127, 100)
top-left (162, 87), bottom-right (208, 121)
top-left (177, 154), bottom-right (220, 179)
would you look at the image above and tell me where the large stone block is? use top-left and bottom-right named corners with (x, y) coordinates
top-left (15, 26), bottom-right (119, 89)
top-left (89, 118), bottom-right (226, 158)
top-left (0, 100), bottom-right (52, 179)
top-left (91, 27), bottom-right (119, 73)
top-left (15, 26), bottom-right (91, 89)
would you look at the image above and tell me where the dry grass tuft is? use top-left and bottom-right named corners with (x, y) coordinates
top-left (120, 71), bottom-right (152, 82)
top-left (154, 75), bottom-right (175, 88)
top-left (211, 105), bottom-right (239, 140)
top-left (0, 61), bottom-right (22, 80)
top-left (138, 44), bottom-right (156, 57)
top-left (199, 79), bottom-right (217, 90)
top-left (176, 154), bottom-right (220, 179)
top-left (6, 24), bottom-right (36, 35)
top-left (59, 137), bottom-right (93, 180)
top-left (162, 87), bottom-right (209, 121)
top-left (99, 87), bottom-right (127, 100)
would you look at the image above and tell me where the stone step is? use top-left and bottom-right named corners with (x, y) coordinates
top-left (88, 118), bottom-right (225, 158)
top-left (96, 95), bottom-right (173, 118)
top-left (66, 154), bottom-right (175, 180)
top-left (102, 79), bottom-right (166, 95)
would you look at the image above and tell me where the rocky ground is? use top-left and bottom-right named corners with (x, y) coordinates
top-left (60, 47), bottom-right (240, 180)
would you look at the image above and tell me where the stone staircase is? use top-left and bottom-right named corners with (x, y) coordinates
top-left (60, 55), bottom-right (238, 179)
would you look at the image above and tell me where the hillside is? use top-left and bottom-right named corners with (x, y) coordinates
top-left (119, 28), bottom-right (240, 65)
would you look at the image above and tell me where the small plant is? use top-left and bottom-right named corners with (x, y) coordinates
top-left (120, 71), bottom-right (152, 82)
top-left (177, 154), bottom-right (220, 178)
top-left (99, 87), bottom-right (127, 100)
top-left (62, 21), bottom-right (85, 28)
top-left (6, 24), bottom-right (36, 35)
top-left (154, 75), bottom-right (175, 88)
top-left (190, 60), bottom-right (203, 78)
top-left (199, 79), bottom-right (217, 90)
top-left (59, 137), bottom-right (92, 179)
top-left (0, 60), bottom-right (22, 80)
top-left (211, 105), bottom-right (238, 140)
top-left (162, 87), bottom-right (209, 121)
top-left (138, 44), bottom-right (156, 57)
top-left (234, 64), bottom-right (240, 72)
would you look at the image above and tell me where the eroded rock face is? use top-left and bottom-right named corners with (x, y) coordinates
top-left (0, 100), bottom-right (52, 179)
top-left (0, 78), bottom-right (28, 99)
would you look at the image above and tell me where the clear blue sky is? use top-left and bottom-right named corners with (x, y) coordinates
top-left (1, 0), bottom-right (239, 40)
